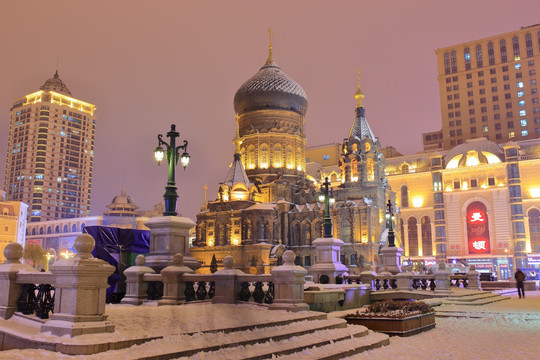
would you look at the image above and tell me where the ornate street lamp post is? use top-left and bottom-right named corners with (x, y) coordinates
top-left (385, 199), bottom-right (396, 247)
top-left (318, 177), bottom-right (335, 238)
top-left (154, 124), bottom-right (190, 216)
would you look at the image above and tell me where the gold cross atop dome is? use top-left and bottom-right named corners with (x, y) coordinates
top-left (265, 27), bottom-right (274, 65)
top-left (354, 69), bottom-right (365, 107)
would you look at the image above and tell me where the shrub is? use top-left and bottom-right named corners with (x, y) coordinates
top-left (366, 299), bottom-right (433, 315)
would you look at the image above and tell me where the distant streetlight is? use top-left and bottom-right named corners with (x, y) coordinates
top-left (154, 124), bottom-right (190, 216)
top-left (385, 199), bottom-right (396, 247)
top-left (318, 177), bottom-right (335, 238)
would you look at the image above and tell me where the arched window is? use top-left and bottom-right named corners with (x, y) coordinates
top-left (47, 226), bottom-right (52, 234)
top-left (296, 147), bottom-right (302, 170)
top-left (408, 217), bottom-right (418, 256)
top-left (476, 45), bottom-right (483, 68)
top-left (525, 33), bottom-right (533, 58)
top-left (63, 225), bottom-right (68, 233)
top-left (365, 142), bottom-right (371, 152)
top-left (450, 50), bottom-right (457, 73)
top-left (273, 145), bottom-right (282, 168)
top-left (31, 228), bottom-right (36, 236)
top-left (55, 225), bottom-right (60, 233)
top-left (260, 145), bottom-right (269, 169)
top-left (488, 42), bottom-right (495, 65)
top-left (421, 216), bottom-right (432, 256)
top-left (512, 36), bottom-right (520, 59)
top-left (366, 158), bottom-right (374, 181)
top-left (286, 147), bottom-right (293, 169)
top-left (72, 224), bottom-right (77, 232)
top-left (401, 185), bottom-right (409, 208)
top-left (444, 52), bottom-right (450, 75)
top-left (464, 47), bottom-right (471, 70)
top-left (401, 163), bottom-right (409, 174)
top-left (290, 222), bottom-right (301, 247)
top-left (81, 223), bottom-right (86, 232)
top-left (351, 159), bottom-right (358, 182)
top-left (247, 146), bottom-right (256, 169)
top-left (500, 39), bottom-right (507, 63)
top-left (40, 227), bottom-right (44, 235)
top-left (528, 208), bottom-right (540, 253)
top-left (331, 172), bottom-right (338, 183)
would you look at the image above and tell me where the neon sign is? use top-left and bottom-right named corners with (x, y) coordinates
top-left (467, 202), bottom-right (491, 254)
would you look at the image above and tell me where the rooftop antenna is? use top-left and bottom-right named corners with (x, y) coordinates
top-left (56, 56), bottom-right (60, 76)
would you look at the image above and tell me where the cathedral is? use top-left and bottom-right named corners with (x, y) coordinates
top-left (190, 36), bottom-right (395, 273)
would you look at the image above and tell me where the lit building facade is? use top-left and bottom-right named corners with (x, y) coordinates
top-left (0, 196), bottom-right (28, 262)
top-left (425, 24), bottom-right (540, 151)
top-left (3, 71), bottom-right (96, 222)
top-left (192, 40), bottom-right (391, 273)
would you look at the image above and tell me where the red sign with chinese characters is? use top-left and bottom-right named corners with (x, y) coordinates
top-left (467, 202), bottom-right (491, 254)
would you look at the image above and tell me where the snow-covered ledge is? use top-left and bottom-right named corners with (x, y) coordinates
top-left (41, 234), bottom-right (116, 337)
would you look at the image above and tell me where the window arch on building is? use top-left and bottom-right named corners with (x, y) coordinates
top-left (464, 47), bottom-right (471, 70)
top-left (476, 45), bottom-right (483, 68)
top-left (32, 228), bottom-right (36, 235)
top-left (366, 158), bottom-right (374, 181)
top-left (55, 225), bottom-right (60, 233)
top-left (247, 145), bottom-right (256, 170)
top-left (400, 185), bottom-right (409, 208)
top-left (512, 36), bottom-right (520, 59)
top-left (312, 219), bottom-right (323, 240)
top-left (500, 39), bottom-right (507, 63)
top-left (401, 163), bottom-right (409, 174)
top-left (408, 217), bottom-right (418, 256)
top-left (273, 144), bottom-right (282, 168)
top-left (286, 146), bottom-right (293, 169)
top-left (450, 50), bottom-right (457, 73)
top-left (260, 144), bottom-right (269, 169)
top-left (63, 225), bottom-right (68, 233)
top-left (296, 147), bottom-right (302, 170)
top-left (72, 224), bottom-right (77, 232)
top-left (488, 42), bottom-right (495, 65)
top-left (421, 216), bottom-right (432, 256)
top-left (330, 172), bottom-right (338, 183)
top-left (444, 52), bottom-right (450, 75)
top-left (290, 222), bottom-right (301, 247)
top-left (526, 33), bottom-right (533, 58)
top-left (528, 208), bottom-right (540, 253)
top-left (81, 223), bottom-right (86, 232)
top-left (365, 142), bottom-right (371, 152)
top-left (47, 226), bottom-right (52, 234)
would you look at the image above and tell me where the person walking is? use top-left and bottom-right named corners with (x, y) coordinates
top-left (515, 269), bottom-right (526, 298)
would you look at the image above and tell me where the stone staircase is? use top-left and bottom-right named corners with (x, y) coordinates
top-left (441, 290), bottom-right (510, 306)
top-left (135, 314), bottom-right (389, 360)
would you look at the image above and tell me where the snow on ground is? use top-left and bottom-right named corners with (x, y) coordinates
top-left (1, 291), bottom-right (539, 359)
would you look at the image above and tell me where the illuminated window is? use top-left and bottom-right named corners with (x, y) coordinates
top-left (476, 45), bottom-right (483, 67)
top-left (323, 155), bottom-right (330, 160)
top-left (365, 142), bottom-right (371, 152)
top-left (464, 48), bottom-right (471, 70)
top-left (520, 110), bottom-right (527, 116)
top-left (521, 119), bottom-right (528, 126)
top-left (366, 158), bottom-right (374, 181)
top-left (273, 145), bottom-right (282, 167)
top-left (509, 131), bottom-right (515, 138)
top-left (518, 91), bottom-right (524, 97)
top-left (515, 63), bottom-right (522, 70)
top-left (247, 146), bottom-right (256, 169)
top-left (482, 126), bottom-right (488, 132)
top-left (260, 145), bottom-right (268, 168)
top-left (401, 185), bottom-right (409, 208)
top-left (529, 209), bottom-right (540, 252)
top-left (286, 147), bottom-right (293, 169)
top-left (522, 130), bottom-right (529, 136)
top-left (517, 81), bottom-right (524, 88)
top-left (519, 100), bottom-right (526, 106)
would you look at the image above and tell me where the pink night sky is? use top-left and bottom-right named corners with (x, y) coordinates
top-left (2, 1), bottom-right (540, 221)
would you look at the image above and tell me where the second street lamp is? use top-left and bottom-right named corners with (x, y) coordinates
top-left (385, 199), bottom-right (396, 247)
top-left (319, 177), bottom-right (335, 238)
top-left (154, 124), bottom-right (190, 216)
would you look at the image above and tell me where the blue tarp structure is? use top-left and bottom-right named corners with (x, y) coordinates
top-left (83, 226), bottom-right (150, 302)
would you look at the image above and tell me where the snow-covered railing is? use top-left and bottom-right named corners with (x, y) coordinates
top-left (15, 272), bottom-right (55, 319)
top-left (183, 273), bottom-right (215, 302)
top-left (236, 274), bottom-right (274, 304)
top-left (450, 274), bottom-right (468, 288)
top-left (0, 235), bottom-right (115, 337)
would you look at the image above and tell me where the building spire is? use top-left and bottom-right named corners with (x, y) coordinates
top-left (265, 27), bottom-right (274, 65)
top-left (354, 69), bottom-right (365, 107)
top-left (233, 113), bottom-right (243, 154)
top-left (202, 184), bottom-right (208, 210)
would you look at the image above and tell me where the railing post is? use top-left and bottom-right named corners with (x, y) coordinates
top-left (121, 254), bottom-right (156, 305)
top-left (41, 234), bottom-right (115, 337)
top-left (359, 269), bottom-right (376, 289)
top-left (269, 250), bottom-right (309, 312)
top-left (396, 269), bottom-right (412, 291)
top-left (159, 253), bottom-right (194, 306)
top-left (0, 243), bottom-right (38, 319)
top-left (467, 265), bottom-right (482, 290)
top-left (434, 262), bottom-right (451, 294)
top-left (212, 255), bottom-right (244, 304)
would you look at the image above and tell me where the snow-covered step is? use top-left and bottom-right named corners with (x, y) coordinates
top-left (171, 324), bottom-right (386, 360)
top-left (443, 295), bottom-right (510, 306)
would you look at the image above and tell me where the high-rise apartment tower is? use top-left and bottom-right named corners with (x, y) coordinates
top-left (424, 24), bottom-right (540, 150)
top-left (3, 72), bottom-right (96, 222)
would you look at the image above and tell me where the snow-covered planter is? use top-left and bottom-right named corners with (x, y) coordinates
top-left (345, 300), bottom-right (435, 336)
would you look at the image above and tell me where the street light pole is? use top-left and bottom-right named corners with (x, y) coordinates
top-left (319, 177), bottom-right (334, 238)
top-left (385, 199), bottom-right (396, 247)
top-left (154, 124), bottom-right (190, 216)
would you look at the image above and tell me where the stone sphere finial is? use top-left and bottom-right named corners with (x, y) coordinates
top-left (172, 253), bottom-right (184, 266)
top-left (4, 242), bottom-right (23, 264)
top-left (438, 262), bottom-right (446, 270)
top-left (135, 254), bottom-right (146, 266)
top-left (73, 234), bottom-right (95, 259)
top-left (223, 255), bottom-right (234, 269)
top-left (282, 250), bottom-right (295, 265)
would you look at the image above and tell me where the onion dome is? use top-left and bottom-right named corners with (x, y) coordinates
top-left (40, 71), bottom-right (72, 96)
top-left (233, 45), bottom-right (307, 116)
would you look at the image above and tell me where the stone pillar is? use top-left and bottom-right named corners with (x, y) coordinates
top-left (0, 243), bottom-right (38, 319)
top-left (121, 254), bottom-right (156, 305)
top-left (359, 269), bottom-right (376, 289)
top-left (308, 237), bottom-right (348, 283)
top-left (467, 265), bottom-right (482, 291)
top-left (379, 245), bottom-right (403, 275)
top-left (41, 234), bottom-right (115, 337)
top-left (403, 224), bottom-right (409, 256)
top-left (159, 253), bottom-right (194, 306)
top-left (396, 269), bottom-right (412, 291)
top-left (144, 216), bottom-right (201, 272)
top-left (434, 262), bottom-right (451, 294)
top-left (212, 256), bottom-right (244, 304)
top-left (269, 250), bottom-right (309, 312)
top-left (417, 222), bottom-right (423, 256)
